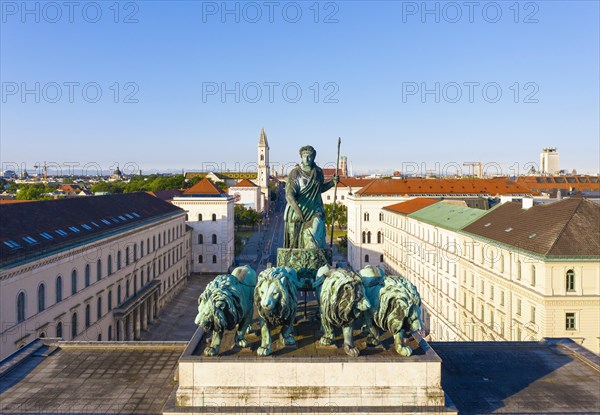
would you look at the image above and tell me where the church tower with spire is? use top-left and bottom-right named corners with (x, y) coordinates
top-left (257, 128), bottom-right (270, 211)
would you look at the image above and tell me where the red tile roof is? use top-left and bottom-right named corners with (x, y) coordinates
top-left (183, 178), bottom-right (226, 195)
top-left (516, 175), bottom-right (600, 193)
top-left (383, 198), bottom-right (439, 215)
top-left (232, 179), bottom-right (257, 187)
top-left (356, 178), bottom-right (537, 197)
top-left (335, 178), bottom-right (375, 188)
top-left (322, 168), bottom-right (345, 178)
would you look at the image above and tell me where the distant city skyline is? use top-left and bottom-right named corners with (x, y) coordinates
top-left (2, 2), bottom-right (598, 175)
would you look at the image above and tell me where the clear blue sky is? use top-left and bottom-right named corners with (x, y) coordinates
top-left (1, 0), bottom-right (598, 176)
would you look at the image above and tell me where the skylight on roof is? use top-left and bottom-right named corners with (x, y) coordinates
top-left (111, 217), bottom-right (120, 223)
top-left (118, 215), bottom-right (127, 221)
top-left (68, 226), bottom-right (81, 233)
top-left (40, 232), bottom-right (53, 240)
top-left (132, 212), bottom-right (141, 218)
top-left (3, 240), bottom-right (21, 249)
top-left (22, 236), bottom-right (38, 245)
top-left (125, 214), bottom-right (134, 219)
top-left (91, 221), bottom-right (101, 228)
top-left (505, 227), bottom-right (513, 232)
top-left (55, 230), bottom-right (68, 237)
top-left (484, 223), bottom-right (492, 227)
top-left (528, 233), bottom-right (537, 238)
top-left (101, 219), bottom-right (111, 225)
top-left (81, 224), bottom-right (93, 231)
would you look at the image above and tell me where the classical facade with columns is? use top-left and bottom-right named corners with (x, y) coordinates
top-left (0, 192), bottom-right (192, 359)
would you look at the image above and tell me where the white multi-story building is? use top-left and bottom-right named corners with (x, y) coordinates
top-left (228, 179), bottom-right (261, 210)
top-left (382, 197), bottom-right (600, 354)
top-left (172, 179), bottom-right (234, 274)
top-left (540, 147), bottom-right (559, 175)
top-left (321, 178), bottom-right (373, 207)
top-left (0, 192), bottom-right (191, 360)
top-left (347, 178), bottom-right (535, 271)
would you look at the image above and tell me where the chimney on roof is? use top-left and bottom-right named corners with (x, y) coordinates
top-left (522, 197), bottom-right (534, 209)
top-left (500, 195), bottom-right (514, 204)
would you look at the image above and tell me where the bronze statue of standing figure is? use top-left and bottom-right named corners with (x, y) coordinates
top-left (283, 145), bottom-right (338, 250)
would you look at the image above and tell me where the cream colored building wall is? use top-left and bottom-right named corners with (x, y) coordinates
top-left (383, 211), bottom-right (600, 354)
top-left (228, 186), bottom-right (260, 211)
top-left (321, 186), bottom-right (352, 207)
top-left (172, 197), bottom-right (234, 274)
top-left (0, 212), bottom-right (189, 361)
top-left (348, 195), bottom-right (407, 270)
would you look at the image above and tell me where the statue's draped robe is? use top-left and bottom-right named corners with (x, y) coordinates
top-left (284, 165), bottom-right (326, 249)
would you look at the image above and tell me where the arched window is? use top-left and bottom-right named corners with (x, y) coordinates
top-left (212, 214), bottom-right (217, 222)
top-left (38, 283), bottom-right (46, 313)
top-left (134, 244), bottom-right (138, 261)
top-left (198, 213), bottom-right (203, 221)
top-left (531, 265), bottom-right (536, 286)
top-left (500, 255), bottom-right (505, 273)
top-left (17, 292), bottom-right (26, 323)
top-left (153, 236), bottom-right (156, 251)
top-left (117, 251), bottom-right (122, 270)
top-left (108, 290), bottom-right (113, 310)
top-left (377, 231), bottom-right (383, 244)
top-left (261, 154), bottom-right (264, 161)
top-left (212, 234), bottom-right (217, 244)
top-left (379, 212), bottom-right (384, 221)
top-left (198, 234), bottom-right (203, 244)
top-left (126, 247), bottom-right (130, 266)
top-left (117, 285), bottom-right (122, 304)
top-left (212, 255), bottom-right (217, 264)
top-left (380, 254), bottom-right (384, 262)
top-left (97, 297), bottom-right (102, 320)
top-left (517, 261), bottom-right (522, 280)
top-left (71, 312), bottom-right (78, 339)
top-left (134, 274), bottom-right (138, 294)
top-left (73, 269), bottom-right (79, 294)
top-left (96, 259), bottom-right (102, 281)
top-left (56, 321), bottom-right (63, 338)
top-left (362, 231), bottom-right (367, 244)
top-left (107, 255), bottom-right (113, 275)
top-left (141, 241), bottom-right (144, 257)
top-left (367, 231), bottom-right (372, 244)
top-left (84, 264), bottom-right (90, 287)
top-left (364, 212), bottom-right (369, 221)
top-left (85, 304), bottom-right (91, 328)
top-left (55, 276), bottom-right (63, 303)
top-left (126, 281), bottom-right (130, 298)
top-left (108, 326), bottom-right (113, 341)
top-left (365, 254), bottom-right (370, 263)
top-left (566, 269), bottom-right (575, 291)
top-left (199, 255), bottom-right (203, 263)
top-left (146, 238), bottom-right (150, 253)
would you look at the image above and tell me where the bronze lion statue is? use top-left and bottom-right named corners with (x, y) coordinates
top-left (314, 265), bottom-right (371, 357)
top-left (194, 265), bottom-right (256, 356)
top-left (359, 265), bottom-right (422, 356)
top-left (254, 266), bottom-right (305, 356)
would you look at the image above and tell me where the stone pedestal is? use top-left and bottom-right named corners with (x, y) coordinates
top-left (164, 321), bottom-right (456, 415)
top-left (276, 248), bottom-right (331, 282)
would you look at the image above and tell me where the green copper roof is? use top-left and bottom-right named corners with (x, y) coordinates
top-left (408, 202), bottom-right (489, 231)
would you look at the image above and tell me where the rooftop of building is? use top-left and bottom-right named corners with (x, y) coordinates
top-left (230, 178), bottom-right (257, 188)
top-left (355, 178), bottom-right (538, 197)
top-left (336, 177), bottom-right (375, 188)
top-left (408, 201), bottom-right (489, 231)
top-left (0, 193), bottom-right (184, 268)
top-left (181, 178), bottom-right (227, 197)
top-left (1, 338), bottom-right (597, 414)
top-left (516, 175), bottom-right (600, 192)
top-left (184, 171), bottom-right (258, 180)
top-left (462, 197), bottom-right (600, 258)
top-left (382, 198), bottom-right (440, 215)
top-left (146, 189), bottom-right (184, 201)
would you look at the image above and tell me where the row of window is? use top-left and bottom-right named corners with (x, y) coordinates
top-left (188, 213), bottom-right (218, 222)
top-left (198, 255), bottom-right (219, 264)
top-left (363, 212), bottom-right (385, 222)
top-left (15, 240), bottom-right (185, 324)
top-left (197, 234), bottom-right (218, 244)
top-left (362, 231), bottom-right (383, 244)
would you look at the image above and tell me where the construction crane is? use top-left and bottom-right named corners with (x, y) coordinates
top-left (463, 162), bottom-right (482, 178)
top-left (33, 161), bottom-right (48, 183)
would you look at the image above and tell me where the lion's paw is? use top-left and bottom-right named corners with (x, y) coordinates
top-left (204, 347), bottom-right (218, 356)
top-left (396, 345), bottom-right (412, 357)
top-left (236, 338), bottom-right (250, 348)
top-left (366, 336), bottom-right (381, 347)
top-left (257, 346), bottom-right (272, 356)
top-left (281, 335), bottom-right (296, 346)
top-left (344, 344), bottom-right (360, 357)
top-left (319, 336), bottom-right (334, 346)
